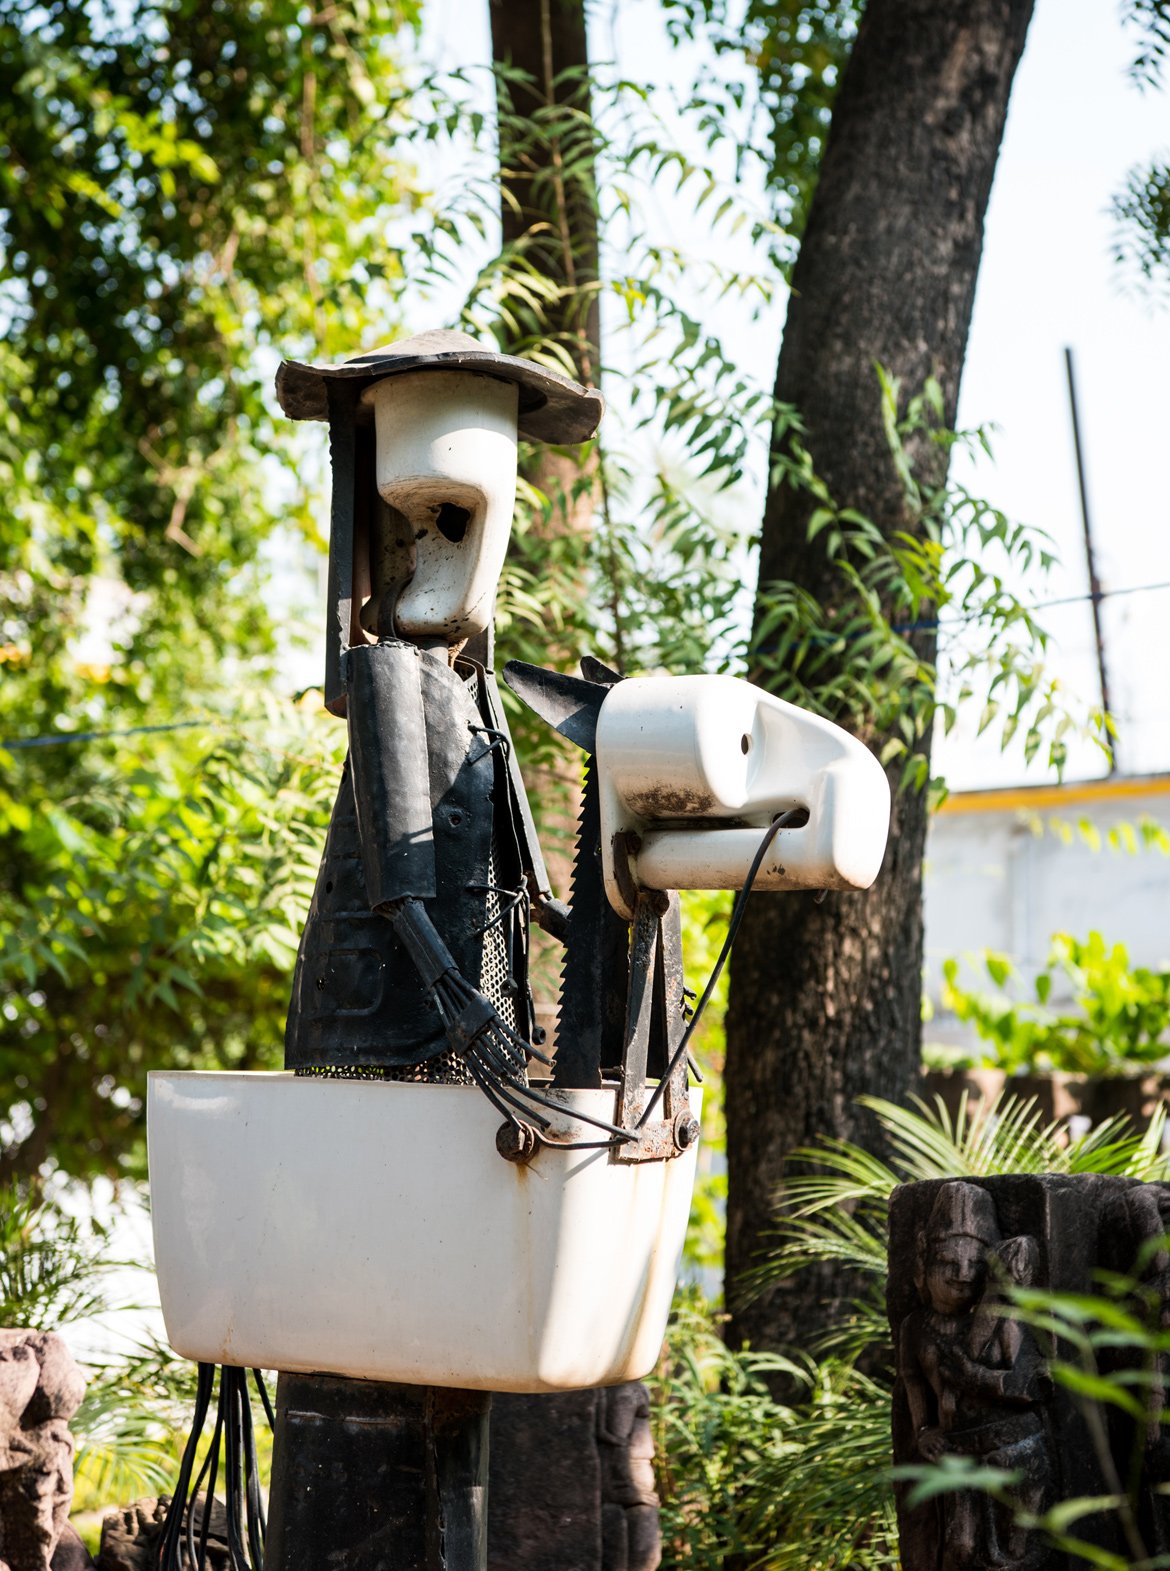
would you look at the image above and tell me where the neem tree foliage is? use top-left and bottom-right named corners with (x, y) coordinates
top-left (0, 0), bottom-right (417, 1184)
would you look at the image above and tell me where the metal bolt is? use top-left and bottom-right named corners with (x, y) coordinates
top-left (673, 1111), bottom-right (701, 1152)
top-left (496, 1120), bottom-right (538, 1165)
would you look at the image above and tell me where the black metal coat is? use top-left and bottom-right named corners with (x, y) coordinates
top-left (285, 641), bottom-right (542, 1070)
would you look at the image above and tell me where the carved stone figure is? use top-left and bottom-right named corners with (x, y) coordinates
top-left (596, 1383), bottom-right (660, 1571)
top-left (95, 1496), bottom-right (228, 1571)
top-left (1100, 1182), bottom-right (1170, 1556)
top-left (0, 1330), bottom-right (86, 1571)
top-left (890, 1173), bottom-right (1170, 1570)
top-left (895, 1182), bottom-right (1053, 1571)
top-left (487, 1384), bottom-right (662, 1571)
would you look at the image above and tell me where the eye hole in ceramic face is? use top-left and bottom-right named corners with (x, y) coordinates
top-left (435, 503), bottom-right (471, 544)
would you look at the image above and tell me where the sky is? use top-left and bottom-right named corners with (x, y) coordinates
top-left (944, 0), bottom-right (1170, 787)
top-left (418, 0), bottom-right (1170, 793)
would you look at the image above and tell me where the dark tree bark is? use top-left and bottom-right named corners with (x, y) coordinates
top-left (488, 0), bottom-right (602, 988)
top-left (489, 0), bottom-right (600, 543)
top-left (725, 0), bottom-right (1036, 1355)
top-left (489, 0), bottom-right (600, 391)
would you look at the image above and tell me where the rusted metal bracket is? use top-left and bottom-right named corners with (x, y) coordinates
top-left (613, 891), bottom-right (697, 1164)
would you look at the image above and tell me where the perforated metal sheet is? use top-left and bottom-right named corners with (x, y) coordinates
top-left (479, 842), bottom-right (518, 1032)
top-left (296, 1054), bottom-right (474, 1085)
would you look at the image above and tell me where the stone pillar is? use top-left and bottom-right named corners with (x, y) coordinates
top-left (888, 1174), bottom-right (1148, 1571)
top-left (266, 1376), bottom-right (490, 1571)
top-left (0, 1330), bottom-right (87, 1571)
top-left (488, 1384), bottom-right (661, 1571)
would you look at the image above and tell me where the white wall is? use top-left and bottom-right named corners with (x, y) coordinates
top-left (924, 776), bottom-right (1170, 1048)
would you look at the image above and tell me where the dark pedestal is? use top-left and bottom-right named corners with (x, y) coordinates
top-left (266, 1375), bottom-right (490, 1571)
top-left (889, 1174), bottom-right (1141, 1571)
top-left (489, 1391), bottom-right (601, 1571)
top-left (488, 1384), bottom-right (661, 1571)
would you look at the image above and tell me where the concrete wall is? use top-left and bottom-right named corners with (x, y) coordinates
top-left (924, 775), bottom-right (1170, 1051)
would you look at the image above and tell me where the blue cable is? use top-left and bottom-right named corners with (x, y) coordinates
top-left (0, 719), bottom-right (215, 750)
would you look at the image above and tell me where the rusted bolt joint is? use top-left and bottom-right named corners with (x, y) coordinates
top-left (496, 1119), bottom-right (539, 1165)
top-left (673, 1110), bottom-right (701, 1153)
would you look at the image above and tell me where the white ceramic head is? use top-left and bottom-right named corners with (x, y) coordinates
top-left (360, 368), bottom-right (519, 642)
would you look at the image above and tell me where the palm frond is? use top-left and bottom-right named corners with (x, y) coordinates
top-left (1066, 1105), bottom-right (1170, 1178)
top-left (777, 1140), bottom-right (901, 1214)
top-left (769, 1206), bottom-right (889, 1279)
top-left (0, 1185), bottom-right (113, 1329)
top-left (746, 1364), bottom-right (899, 1570)
top-left (870, 1091), bottom-right (1064, 1178)
top-left (741, 1092), bottom-right (1170, 1369)
top-left (864, 1092), bottom-right (1169, 1181)
top-left (806, 1296), bottom-right (892, 1368)
top-left (73, 1377), bottom-right (179, 1508)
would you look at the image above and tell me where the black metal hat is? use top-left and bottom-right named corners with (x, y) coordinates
top-left (275, 327), bottom-right (604, 444)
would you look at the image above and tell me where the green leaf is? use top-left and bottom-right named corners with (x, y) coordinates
top-left (1050, 1365), bottom-right (1148, 1421)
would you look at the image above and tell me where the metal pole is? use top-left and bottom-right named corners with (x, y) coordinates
top-left (1063, 345), bottom-right (1116, 772)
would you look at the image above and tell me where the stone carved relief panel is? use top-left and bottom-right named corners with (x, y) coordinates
top-left (888, 1174), bottom-right (1170, 1571)
top-left (0, 1330), bottom-right (86, 1571)
top-left (1098, 1182), bottom-right (1170, 1560)
top-left (894, 1181), bottom-right (1053, 1569)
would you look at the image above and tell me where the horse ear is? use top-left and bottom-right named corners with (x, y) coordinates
top-left (502, 660), bottom-right (609, 753)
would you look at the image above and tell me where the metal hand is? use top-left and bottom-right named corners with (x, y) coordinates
top-left (386, 899), bottom-right (631, 1145)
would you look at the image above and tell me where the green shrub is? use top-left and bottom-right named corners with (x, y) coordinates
top-left (649, 1094), bottom-right (1170, 1570)
top-left (937, 931), bottom-right (1170, 1077)
top-left (1, 1184), bottom-right (202, 1511)
top-left (649, 1294), bottom-right (897, 1570)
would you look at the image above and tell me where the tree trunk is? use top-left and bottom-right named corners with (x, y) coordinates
top-left (489, 0), bottom-right (600, 387)
top-left (489, 0), bottom-right (600, 538)
top-left (489, 0), bottom-right (601, 1015)
top-left (485, 13), bottom-right (663, 1570)
top-left (724, 0), bottom-right (1035, 1355)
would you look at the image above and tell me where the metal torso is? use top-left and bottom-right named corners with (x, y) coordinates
top-left (285, 650), bottom-right (529, 1070)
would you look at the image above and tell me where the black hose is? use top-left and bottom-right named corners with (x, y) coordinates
top-left (160, 1364), bottom-right (273, 1571)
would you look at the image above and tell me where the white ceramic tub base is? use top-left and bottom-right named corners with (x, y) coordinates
top-left (148, 1072), bottom-right (699, 1393)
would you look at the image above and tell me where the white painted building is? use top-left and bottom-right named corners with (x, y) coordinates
top-left (924, 774), bottom-right (1170, 1051)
